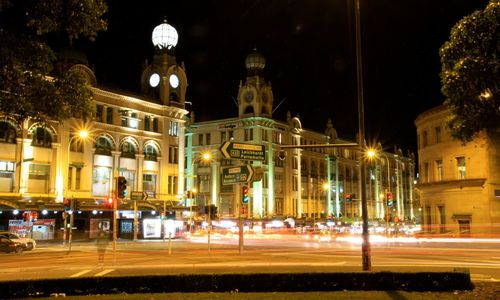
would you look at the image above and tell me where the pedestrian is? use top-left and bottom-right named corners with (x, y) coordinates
top-left (96, 229), bottom-right (109, 266)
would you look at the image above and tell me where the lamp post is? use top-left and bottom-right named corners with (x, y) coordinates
top-left (354, 0), bottom-right (371, 271)
top-left (187, 151), bottom-right (212, 233)
top-left (65, 129), bottom-right (88, 252)
top-left (367, 148), bottom-right (391, 237)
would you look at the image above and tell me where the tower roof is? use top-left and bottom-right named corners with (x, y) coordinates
top-left (245, 48), bottom-right (266, 71)
top-left (152, 20), bottom-right (178, 49)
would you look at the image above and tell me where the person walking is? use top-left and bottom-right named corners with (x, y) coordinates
top-left (96, 229), bottom-right (109, 266)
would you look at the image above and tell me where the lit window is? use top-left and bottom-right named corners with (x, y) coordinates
top-left (456, 156), bottom-right (466, 179)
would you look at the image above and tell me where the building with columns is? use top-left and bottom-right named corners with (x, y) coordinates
top-left (0, 21), bottom-right (189, 239)
top-left (185, 49), bottom-right (417, 223)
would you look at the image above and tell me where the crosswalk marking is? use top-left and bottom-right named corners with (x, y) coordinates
top-left (69, 270), bottom-right (91, 278)
top-left (94, 269), bottom-right (115, 277)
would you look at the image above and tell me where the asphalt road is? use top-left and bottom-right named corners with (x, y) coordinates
top-left (1, 234), bottom-right (500, 283)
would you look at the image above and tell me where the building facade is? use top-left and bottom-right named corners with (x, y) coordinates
top-left (415, 105), bottom-right (500, 235)
top-left (185, 49), bottom-right (417, 224)
top-left (0, 21), bottom-right (188, 239)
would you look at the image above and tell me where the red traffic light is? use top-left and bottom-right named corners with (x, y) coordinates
top-left (242, 186), bottom-right (250, 204)
top-left (386, 192), bottom-right (393, 200)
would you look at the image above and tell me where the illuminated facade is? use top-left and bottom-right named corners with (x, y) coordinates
top-left (185, 49), bottom-right (417, 222)
top-left (0, 21), bottom-right (188, 236)
top-left (415, 105), bottom-right (500, 234)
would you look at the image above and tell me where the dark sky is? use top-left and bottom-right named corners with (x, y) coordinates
top-left (80, 0), bottom-right (490, 155)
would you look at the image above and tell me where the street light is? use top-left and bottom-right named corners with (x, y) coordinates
top-left (187, 151), bottom-right (212, 233)
top-left (354, 0), bottom-right (371, 271)
top-left (65, 129), bottom-right (89, 252)
top-left (367, 147), bottom-right (392, 237)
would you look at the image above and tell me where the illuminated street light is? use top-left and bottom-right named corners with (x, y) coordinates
top-left (65, 129), bottom-right (89, 252)
top-left (354, 0), bottom-right (371, 271)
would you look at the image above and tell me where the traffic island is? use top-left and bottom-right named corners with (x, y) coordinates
top-left (0, 271), bottom-right (473, 298)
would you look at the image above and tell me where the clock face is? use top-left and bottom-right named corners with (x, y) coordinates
top-left (149, 73), bottom-right (160, 88)
top-left (169, 74), bottom-right (179, 88)
top-left (245, 91), bottom-right (254, 102)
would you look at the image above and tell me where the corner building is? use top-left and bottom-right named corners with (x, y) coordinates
top-left (415, 105), bottom-right (500, 235)
top-left (185, 49), bottom-right (417, 223)
top-left (0, 21), bottom-right (188, 239)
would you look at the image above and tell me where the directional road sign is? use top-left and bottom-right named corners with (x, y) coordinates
top-left (222, 165), bottom-right (254, 185)
top-left (131, 191), bottom-right (148, 202)
top-left (220, 142), bottom-right (265, 161)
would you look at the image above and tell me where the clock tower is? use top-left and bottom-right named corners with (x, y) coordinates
top-left (238, 48), bottom-right (274, 118)
top-left (141, 20), bottom-right (187, 108)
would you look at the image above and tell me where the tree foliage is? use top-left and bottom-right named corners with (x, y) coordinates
top-left (0, 0), bottom-right (107, 126)
top-left (439, 0), bottom-right (500, 143)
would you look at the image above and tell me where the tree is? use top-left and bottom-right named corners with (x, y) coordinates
top-left (0, 0), bottom-right (107, 126)
top-left (439, 0), bottom-right (500, 143)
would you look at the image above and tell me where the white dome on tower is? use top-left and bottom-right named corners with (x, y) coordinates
top-left (152, 20), bottom-right (178, 49)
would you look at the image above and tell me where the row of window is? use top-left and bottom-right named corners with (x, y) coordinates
top-left (418, 125), bottom-right (442, 149)
top-left (421, 156), bottom-right (466, 183)
top-left (95, 104), bottom-right (179, 136)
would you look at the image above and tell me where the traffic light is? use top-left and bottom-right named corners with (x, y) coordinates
top-left (63, 198), bottom-right (70, 211)
top-left (242, 185), bottom-right (250, 204)
top-left (117, 176), bottom-right (127, 199)
top-left (166, 210), bottom-right (176, 220)
top-left (204, 204), bottom-right (217, 219)
top-left (345, 193), bottom-right (352, 203)
top-left (105, 196), bottom-right (114, 208)
top-left (386, 192), bottom-right (393, 207)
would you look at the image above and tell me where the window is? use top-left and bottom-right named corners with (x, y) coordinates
top-left (456, 156), bottom-right (466, 179)
top-left (206, 133), bottom-right (211, 145)
top-left (435, 160), bottom-right (443, 181)
top-left (292, 157), bottom-right (298, 169)
top-left (168, 175), bottom-right (178, 194)
top-left (169, 146), bottom-right (178, 164)
top-left (153, 118), bottom-right (159, 132)
top-left (31, 127), bottom-right (52, 148)
top-left (169, 121), bottom-right (178, 136)
top-left (94, 136), bottom-right (113, 156)
top-left (424, 162), bottom-right (429, 183)
top-left (0, 161), bottom-right (15, 192)
top-left (120, 111), bottom-right (139, 129)
top-left (422, 130), bottom-right (428, 147)
top-left (144, 116), bottom-right (151, 131)
top-left (435, 126), bottom-right (441, 143)
top-left (92, 166), bottom-right (111, 196)
top-left (69, 131), bottom-right (84, 152)
top-left (0, 121), bottom-right (16, 144)
top-left (106, 107), bottom-right (113, 124)
top-left (221, 131), bottom-right (226, 142)
top-left (292, 175), bottom-right (298, 191)
top-left (68, 166), bottom-right (82, 190)
top-left (244, 128), bottom-right (253, 141)
top-left (144, 144), bottom-right (158, 161)
top-left (96, 105), bottom-right (103, 122)
top-left (198, 134), bottom-right (204, 146)
top-left (29, 164), bottom-right (50, 193)
top-left (262, 129), bottom-right (268, 142)
top-left (120, 141), bottom-right (136, 159)
top-left (143, 174), bottom-right (157, 198)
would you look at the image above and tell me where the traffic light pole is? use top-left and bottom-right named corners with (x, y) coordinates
top-left (238, 183), bottom-right (244, 255)
top-left (207, 204), bottom-right (211, 253)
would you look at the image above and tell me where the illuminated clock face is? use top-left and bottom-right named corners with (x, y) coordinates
top-left (245, 91), bottom-right (254, 102)
top-left (149, 73), bottom-right (160, 87)
top-left (169, 74), bottom-right (179, 88)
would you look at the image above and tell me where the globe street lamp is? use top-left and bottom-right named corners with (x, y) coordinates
top-left (65, 129), bottom-right (89, 252)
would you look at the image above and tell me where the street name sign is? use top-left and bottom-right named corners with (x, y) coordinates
top-left (222, 165), bottom-right (254, 185)
top-left (131, 191), bottom-right (148, 202)
top-left (220, 142), bottom-right (265, 161)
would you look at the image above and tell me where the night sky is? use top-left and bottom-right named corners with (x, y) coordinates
top-left (79, 0), bottom-right (490, 155)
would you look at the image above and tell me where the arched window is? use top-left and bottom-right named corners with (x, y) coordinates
top-left (31, 127), bottom-right (52, 148)
top-left (144, 144), bottom-right (158, 161)
top-left (0, 121), bottom-right (16, 144)
top-left (120, 141), bottom-right (136, 158)
top-left (95, 136), bottom-right (113, 156)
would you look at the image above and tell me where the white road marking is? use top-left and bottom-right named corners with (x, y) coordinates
top-left (94, 269), bottom-right (115, 277)
top-left (69, 270), bottom-right (91, 278)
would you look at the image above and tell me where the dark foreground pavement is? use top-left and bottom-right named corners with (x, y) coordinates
top-left (0, 270), bottom-right (482, 299)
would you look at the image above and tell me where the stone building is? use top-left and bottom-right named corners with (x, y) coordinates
top-left (415, 105), bottom-right (500, 235)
